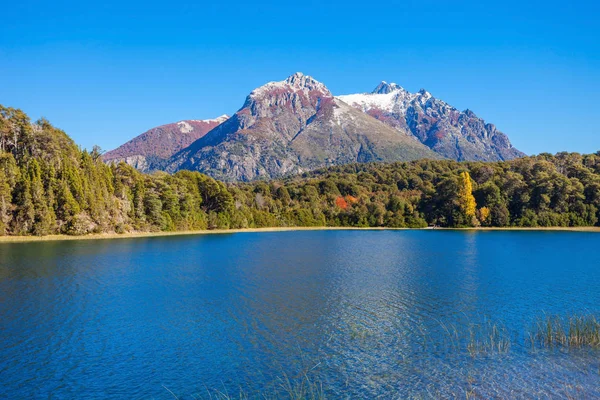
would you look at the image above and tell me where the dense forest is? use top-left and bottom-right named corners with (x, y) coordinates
top-left (1, 105), bottom-right (600, 236)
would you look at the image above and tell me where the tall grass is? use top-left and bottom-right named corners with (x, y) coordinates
top-left (439, 314), bottom-right (600, 354)
top-left (434, 318), bottom-right (510, 356)
top-left (466, 320), bottom-right (511, 356)
top-left (197, 373), bottom-right (326, 400)
top-left (531, 314), bottom-right (600, 349)
top-left (176, 313), bottom-right (600, 399)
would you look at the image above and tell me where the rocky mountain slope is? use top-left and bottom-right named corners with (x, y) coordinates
top-left (337, 82), bottom-right (524, 161)
top-left (102, 115), bottom-right (228, 171)
top-left (165, 73), bottom-right (439, 181)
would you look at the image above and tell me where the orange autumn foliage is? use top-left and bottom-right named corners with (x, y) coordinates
top-left (335, 196), bottom-right (348, 209)
top-left (345, 195), bottom-right (358, 204)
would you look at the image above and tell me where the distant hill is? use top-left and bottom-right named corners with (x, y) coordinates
top-left (102, 116), bottom-right (228, 172)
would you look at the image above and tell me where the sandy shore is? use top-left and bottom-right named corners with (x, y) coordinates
top-left (0, 225), bottom-right (599, 243)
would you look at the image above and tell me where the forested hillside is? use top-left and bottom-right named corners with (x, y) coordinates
top-left (1, 105), bottom-right (599, 236)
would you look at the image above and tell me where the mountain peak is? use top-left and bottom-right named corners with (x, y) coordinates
top-left (285, 72), bottom-right (328, 92)
top-left (338, 81), bottom-right (524, 162)
top-left (372, 81), bottom-right (402, 94)
top-left (249, 73), bottom-right (331, 99)
top-left (286, 71), bottom-right (305, 81)
top-left (166, 74), bottom-right (437, 181)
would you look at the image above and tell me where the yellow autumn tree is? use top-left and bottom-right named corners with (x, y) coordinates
top-left (458, 171), bottom-right (477, 224)
top-left (477, 206), bottom-right (491, 225)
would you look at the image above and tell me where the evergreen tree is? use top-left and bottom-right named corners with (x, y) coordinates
top-left (12, 171), bottom-right (35, 234)
top-left (28, 159), bottom-right (54, 235)
top-left (56, 179), bottom-right (81, 233)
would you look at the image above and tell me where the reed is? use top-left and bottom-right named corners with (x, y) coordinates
top-left (435, 318), bottom-right (510, 356)
top-left (192, 313), bottom-right (600, 399)
top-left (277, 373), bottom-right (326, 400)
top-left (532, 314), bottom-right (600, 349)
top-left (466, 320), bottom-right (511, 356)
top-left (197, 373), bottom-right (326, 400)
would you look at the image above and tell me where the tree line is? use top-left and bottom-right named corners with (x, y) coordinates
top-left (1, 105), bottom-right (599, 236)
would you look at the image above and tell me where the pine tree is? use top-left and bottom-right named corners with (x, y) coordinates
top-left (13, 169), bottom-right (35, 234)
top-left (28, 159), bottom-right (54, 235)
top-left (56, 179), bottom-right (80, 231)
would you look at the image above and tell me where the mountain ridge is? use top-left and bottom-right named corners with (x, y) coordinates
top-left (102, 115), bottom-right (229, 171)
top-left (337, 82), bottom-right (523, 161)
top-left (165, 73), bottom-right (439, 181)
top-left (105, 73), bottom-right (524, 180)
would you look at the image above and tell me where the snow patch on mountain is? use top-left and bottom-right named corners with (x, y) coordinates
top-left (190, 115), bottom-right (229, 124)
top-left (332, 99), bottom-right (357, 126)
top-left (195, 115), bottom-right (229, 124)
top-left (338, 91), bottom-right (399, 112)
top-left (177, 121), bottom-right (194, 133)
top-left (337, 82), bottom-right (437, 114)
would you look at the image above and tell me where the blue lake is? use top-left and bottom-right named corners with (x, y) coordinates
top-left (1, 230), bottom-right (599, 398)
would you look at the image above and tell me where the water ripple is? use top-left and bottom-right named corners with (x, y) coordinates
top-left (1, 231), bottom-right (600, 398)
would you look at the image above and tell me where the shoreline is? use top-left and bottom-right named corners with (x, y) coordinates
top-left (0, 226), bottom-right (599, 243)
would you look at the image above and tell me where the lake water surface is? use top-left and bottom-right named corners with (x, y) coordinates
top-left (1, 230), bottom-right (599, 398)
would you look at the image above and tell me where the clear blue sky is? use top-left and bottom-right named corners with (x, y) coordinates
top-left (1, 0), bottom-right (598, 155)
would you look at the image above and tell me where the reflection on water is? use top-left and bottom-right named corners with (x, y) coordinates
top-left (1, 231), bottom-right (600, 398)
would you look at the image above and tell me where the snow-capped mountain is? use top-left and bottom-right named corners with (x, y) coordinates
top-left (165, 73), bottom-right (439, 181)
top-left (337, 82), bottom-right (524, 161)
top-left (103, 115), bottom-right (229, 171)
top-left (105, 73), bottom-right (525, 181)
